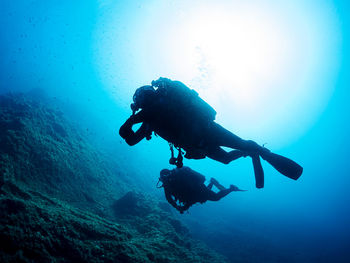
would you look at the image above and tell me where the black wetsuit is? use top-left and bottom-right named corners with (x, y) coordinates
top-left (163, 167), bottom-right (234, 212)
top-left (119, 78), bottom-right (270, 164)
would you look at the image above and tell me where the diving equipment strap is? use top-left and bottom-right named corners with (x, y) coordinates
top-left (168, 143), bottom-right (184, 168)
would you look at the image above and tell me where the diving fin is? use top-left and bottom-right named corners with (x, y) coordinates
top-left (252, 155), bottom-right (264, 188)
top-left (260, 151), bottom-right (303, 180)
top-left (230, 185), bottom-right (247, 192)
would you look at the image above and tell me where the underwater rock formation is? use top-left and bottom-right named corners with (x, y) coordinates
top-left (0, 93), bottom-right (227, 262)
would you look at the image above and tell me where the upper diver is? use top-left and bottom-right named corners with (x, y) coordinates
top-left (119, 77), bottom-right (303, 188)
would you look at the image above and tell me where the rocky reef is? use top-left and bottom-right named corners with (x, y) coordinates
top-left (0, 93), bottom-right (227, 262)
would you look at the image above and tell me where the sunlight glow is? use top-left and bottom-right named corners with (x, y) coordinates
top-left (181, 8), bottom-right (295, 116)
top-left (95, 0), bottom-right (341, 147)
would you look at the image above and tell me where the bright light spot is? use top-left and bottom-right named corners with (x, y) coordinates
top-left (181, 8), bottom-right (295, 121)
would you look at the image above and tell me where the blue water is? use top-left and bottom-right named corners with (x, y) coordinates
top-left (1, 0), bottom-right (349, 262)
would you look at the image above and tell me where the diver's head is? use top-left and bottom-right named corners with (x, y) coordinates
top-left (157, 169), bottom-right (171, 188)
top-left (159, 169), bottom-right (171, 181)
top-left (132, 85), bottom-right (156, 110)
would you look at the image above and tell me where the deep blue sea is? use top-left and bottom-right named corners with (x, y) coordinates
top-left (1, 1), bottom-right (349, 262)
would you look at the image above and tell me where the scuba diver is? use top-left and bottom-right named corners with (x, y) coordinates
top-left (158, 167), bottom-right (246, 213)
top-left (119, 77), bottom-right (303, 188)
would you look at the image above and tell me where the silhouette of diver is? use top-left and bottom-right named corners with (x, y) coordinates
top-left (119, 77), bottom-right (303, 188)
top-left (157, 167), bottom-right (245, 213)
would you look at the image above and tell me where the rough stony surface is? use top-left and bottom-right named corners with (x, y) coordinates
top-left (0, 93), bottom-right (228, 263)
top-left (0, 93), bottom-right (128, 217)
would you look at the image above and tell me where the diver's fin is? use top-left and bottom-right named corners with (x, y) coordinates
top-left (260, 151), bottom-right (303, 180)
top-left (252, 155), bottom-right (264, 188)
top-left (230, 185), bottom-right (247, 192)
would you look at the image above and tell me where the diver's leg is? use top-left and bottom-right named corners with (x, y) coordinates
top-left (209, 122), bottom-right (269, 155)
top-left (210, 178), bottom-right (225, 191)
top-left (206, 123), bottom-right (303, 182)
top-left (206, 181), bottom-right (214, 190)
top-left (206, 188), bottom-right (233, 201)
top-left (206, 146), bottom-right (246, 164)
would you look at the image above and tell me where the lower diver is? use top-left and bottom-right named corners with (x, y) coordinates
top-left (158, 167), bottom-right (246, 213)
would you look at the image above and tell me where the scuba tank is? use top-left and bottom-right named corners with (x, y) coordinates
top-left (152, 77), bottom-right (217, 122)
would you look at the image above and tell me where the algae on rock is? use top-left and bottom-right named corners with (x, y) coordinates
top-left (0, 93), bottom-right (228, 263)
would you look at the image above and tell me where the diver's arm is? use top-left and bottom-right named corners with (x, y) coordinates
top-left (164, 190), bottom-right (181, 211)
top-left (120, 122), bottom-right (150, 146)
top-left (179, 203), bottom-right (191, 214)
top-left (165, 190), bottom-right (189, 214)
top-left (119, 112), bottom-right (150, 146)
top-left (120, 111), bottom-right (144, 129)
